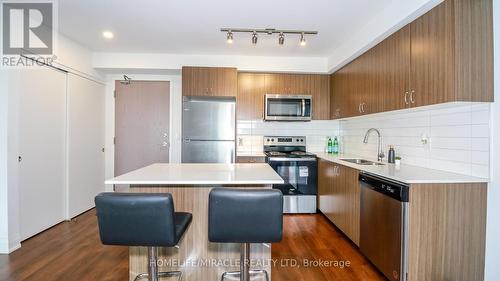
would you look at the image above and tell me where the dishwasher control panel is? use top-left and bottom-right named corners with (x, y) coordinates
top-left (359, 173), bottom-right (409, 202)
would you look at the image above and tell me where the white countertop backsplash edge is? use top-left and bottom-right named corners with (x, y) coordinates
top-left (314, 152), bottom-right (489, 184)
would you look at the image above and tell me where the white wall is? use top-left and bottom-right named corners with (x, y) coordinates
top-left (0, 70), bottom-right (10, 253)
top-left (54, 35), bottom-right (104, 81)
top-left (104, 74), bottom-right (182, 191)
top-left (237, 120), bottom-right (340, 154)
top-left (93, 53), bottom-right (328, 74)
top-left (484, 1), bottom-right (500, 279)
top-left (340, 103), bottom-right (490, 178)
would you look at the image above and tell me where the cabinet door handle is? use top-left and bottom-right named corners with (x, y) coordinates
top-left (410, 90), bottom-right (415, 104)
top-left (362, 103), bottom-right (366, 113)
top-left (404, 92), bottom-right (409, 105)
top-left (358, 103), bottom-right (362, 113)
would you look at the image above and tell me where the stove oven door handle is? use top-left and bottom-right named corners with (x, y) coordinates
top-left (267, 157), bottom-right (316, 162)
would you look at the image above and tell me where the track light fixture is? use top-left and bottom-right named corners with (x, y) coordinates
top-left (252, 31), bottom-right (258, 45)
top-left (221, 28), bottom-right (317, 46)
top-left (300, 33), bottom-right (306, 46)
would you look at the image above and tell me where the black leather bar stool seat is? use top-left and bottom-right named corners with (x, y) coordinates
top-left (95, 193), bottom-right (192, 281)
top-left (208, 188), bottom-right (283, 281)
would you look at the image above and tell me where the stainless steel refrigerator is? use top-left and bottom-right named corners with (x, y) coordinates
top-left (182, 96), bottom-right (236, 163)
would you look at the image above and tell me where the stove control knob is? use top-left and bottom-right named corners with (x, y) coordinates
top-left (300, 139), bottom-right (304, 142)
top-left (267, 138), bottom-right (270, 142)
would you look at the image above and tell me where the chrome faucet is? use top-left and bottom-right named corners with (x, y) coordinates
top-left (363, 128), bottom-right (385, 162)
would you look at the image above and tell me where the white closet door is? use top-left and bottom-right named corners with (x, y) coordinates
top-left (17, 68), bottom-right (67, 240)
top-left (67, 74), bottom-right (105, 218)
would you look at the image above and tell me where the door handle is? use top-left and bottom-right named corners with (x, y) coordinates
top-left (410, 90), bottom-right (415, 104)
top-left (358, 103), bottom-right (362, 113)
top-left (361, 103), bottom-right (366, 113)
top-left (404, 92), bottom-right (409, 105)
top-left (302, 99), bottom-right (306, 117)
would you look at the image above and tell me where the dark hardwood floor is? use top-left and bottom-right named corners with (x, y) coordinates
top-left (273, 214), bottom-right (386, 281)
top-left (0, 210), bottom-right (385, 281)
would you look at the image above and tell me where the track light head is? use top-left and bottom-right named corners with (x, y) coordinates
top-left (300, 33), bottom-right (306, 46)
top-left (278, 32), bottom-right (284, 45)
top-left (252, 31), bottom-right (258, 45)
top-left (226, 31), bottom-right (233, 44)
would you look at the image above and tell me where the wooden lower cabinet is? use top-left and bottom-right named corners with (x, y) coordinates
top-left (318, 158), bottom-right (487, 281)
top-left (317, 159), bottom-right (360, 245)
top-left (407, 183), bottom-right (487, 281)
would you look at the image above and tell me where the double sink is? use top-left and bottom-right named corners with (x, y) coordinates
top-left (340, 158), bottom-right (385, 166)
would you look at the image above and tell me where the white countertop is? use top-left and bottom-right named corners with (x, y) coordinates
top-left (315, 152), bottom-right (489, 184)
top-left (105, 163), bottom-right (284, 185)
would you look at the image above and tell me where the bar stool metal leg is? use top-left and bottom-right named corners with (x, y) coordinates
top-left (133, 246), bottom-right (183, 281)
top-left (220, 243), bottom-right (269, 281)
top-left (149, 247), bottom-right (159, 281)
top-left (240, 243), bottom-right (250, 281)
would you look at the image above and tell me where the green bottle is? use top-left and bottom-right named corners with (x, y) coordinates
top-left (327, 137), bottom-right (333, 154)
top-left (333, 137), bottom-right (339, 154)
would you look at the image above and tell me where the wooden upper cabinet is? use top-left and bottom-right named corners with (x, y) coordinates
top-left (330, 64), bottom-right (357, 119)
top-left (308, 75), bottom-right (330, 120)
top-left (236, 73), bottom-right (266, 120)
top-left (409, 0), bottom-right (493, 105)
top-left (264, 73), bottom-right (309, 94)
top-left (378, 25), bottom-right (411, 111)
top-left (329, 0), bottom-right (493, 120)
top-left (409, 1), bottom-right (455, 107)
top-left (182, 66), bottom-right (237, 96)
top-left (237, 72), bottom-right (330, 120)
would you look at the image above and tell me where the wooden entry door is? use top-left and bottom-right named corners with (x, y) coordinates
top-left (114, 81), bottom-right (170, 177)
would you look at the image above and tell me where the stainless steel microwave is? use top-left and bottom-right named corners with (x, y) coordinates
top-left (264, 94), bottom-right (312, 121)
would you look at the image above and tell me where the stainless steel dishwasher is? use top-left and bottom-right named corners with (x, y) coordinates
top-left (359, 172), bottom-right (409, 281)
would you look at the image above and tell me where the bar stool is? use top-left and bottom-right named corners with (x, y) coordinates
top-left (95, 193), bottom-right (192, 281)
top-left (208, 188), bottom-right (283, 281)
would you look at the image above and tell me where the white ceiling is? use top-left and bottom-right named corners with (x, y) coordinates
top-left (58, 0), bottom-right (399, 57)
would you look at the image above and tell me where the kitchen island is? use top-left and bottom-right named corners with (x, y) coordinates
top-left (105, 163), bottom-right (284, 281)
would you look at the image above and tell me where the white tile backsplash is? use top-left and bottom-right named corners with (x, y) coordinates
top-left (340, 103), bottom-right (491, 178)
top-left (237, 120), bottom-right (340, 154)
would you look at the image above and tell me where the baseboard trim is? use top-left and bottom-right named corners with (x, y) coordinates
top-left (0, 238), bottom-right (21, 254)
